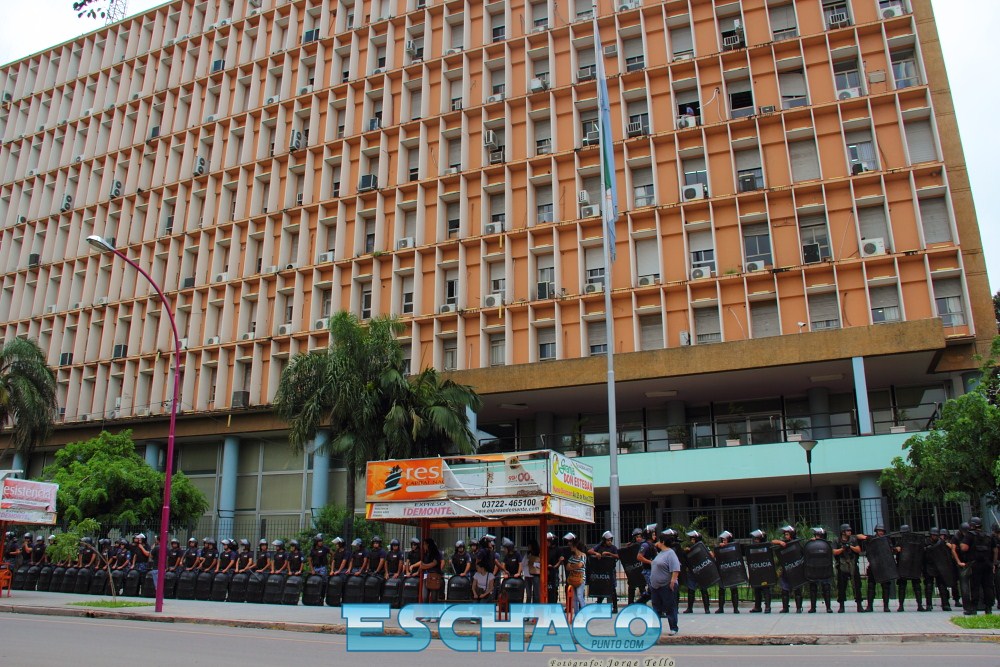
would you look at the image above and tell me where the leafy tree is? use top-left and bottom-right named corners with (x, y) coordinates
top-left (0, 338), bottom-right (58, 462)
top-left (72, 0), bottom-right (111, 20)
top-left (41, 430), bottom-right (208, 528)
top-left (297, 503), bottom-right (379, 547)
top-left (274, 312), bottom-right (480, 542)
top-left (879, 336), bottom-right (1000, 512)
top-left (994, 290), bottom-right (1000, 333)
top-left (45, 518), bottom-right (100, 564)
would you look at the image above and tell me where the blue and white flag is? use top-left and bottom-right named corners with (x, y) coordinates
top-left (593, 12), bottom-right (620, 262)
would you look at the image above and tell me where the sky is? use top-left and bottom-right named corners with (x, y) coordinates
top-left (1, 0), bottom-right (996, 294)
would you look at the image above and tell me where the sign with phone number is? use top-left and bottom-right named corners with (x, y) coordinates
top-left (366, 496), bottom-right (549, 520)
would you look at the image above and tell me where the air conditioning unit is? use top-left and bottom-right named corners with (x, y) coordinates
top-left (447, 166), bottom-right (461, 174)
top-left (676, 115), bottom-right (698, 129)
top-left (26, 169), bottom-right (37, 177)
top-left (529, 78), bottom-right (548, 93)
top-left (578, 66), bottom-right (596, 82)
top-left (483, 130), bottom-right (498, 149)
top-left (28, 253), bottom-right (40, 267)
top-left (759, 105), bottom-right (776, 114)
top-left (290, 130), bottom-right (303, 150)
top-left (838, 87), bottom-right (862, 100)
top-left (136, 407), bottom-right (150, 416)
top-left (218, 18), bottom-right (231, 27)
top-left (487, 94), bottom-right (504, 103)
top-left (580, 205), bottom-right (600, 218)
top-left (537, 282), bottom-right (553, 300)
top-left (59, 352), bottom-right (73, 365)
top-left (723, 35), bottom-right (743, 49)
top-left (489, 149), bottom-right (505, 164)
top-left (182, 276), bottom-right (196, 289)
top-left (278, 323), bottom-right (293, 335)
top-left (445, 47), bottom-right (462, 55)
top-left (882, 6), bottom-right (903, 18)
top-left (17, 215), bottom-right (27, 224)
top-left (317, 251), bottom-right (334, 262)
top-left (584, 282), bottom-right (604, 294)
top-left (827, 12), bottom-right (849, 27)
top-left (265, 95), bottom-right (280, 105)
top-left (802, 242), bottom-right (822, 264)
top-left (604, 44), bottom-right (618, 56)
top-left (679, 330), bottom-right (691, 346)
top-left (627, 121), bottom-right (645, 137)
top-left (439, 303), bottom-right (457, 314)
top-left (484, 222), bottom-right (503, 235)
top-left (583, 130), bottom-right (600, 146)
top-left (80, 414), bottom-right (92, 422)
top-left (738, 174), bottom-right (758, 192)
top-left (194, 155), bottom-right (207, 176)
top-left (72, 302), bottom-right (85, 310)
top-left (214, 272), bottom-right (228, 282)
top-left (60, 194), bottom-right (73, 212)
top-left (618, 0), bottom-right (639, 10)
top-left (264, 265), bottom-right (279, 274)
top-left (299, 85), bottom-right (313, 95)
top-left (206, 336), bottom-right (221, 345)
top-left (315, 317), bottom-right (330, 329)
top-left (96, 296), bottom-right (110, 306)
top-left (358, 174), bottom-right (378, 191)
top-left (73, 154), bottom-right (84, 163)
top-left (205, 114), bottom-right (217, 123)
top-left (682, 184), bottom-right (706, 202)
top-left (241, 332), bottom-right (256, 341)
top-left (112, 344), bottom-right (128, 358)
top-left (212, 59), bottom-right (226, 73)
top-left (207, 22), bottom-right (218, 31)
top-left (861, 237), bottom-right (887, 257)
top-left (397, 237), bottom-right (415, 249)
top-left (451, 98), bottom-right (463, 111)
top-left (577, 191), bottom-right (591, 205)
top-left (110, 180), bottom-right (123, 198)
top-left (285, 262), bottom-right (298, 270)
top-left (232, 390), bottom-right (250, 408)
top-left (45, 304), bottom-right (57, 314)
top-left (690, 267), bottom-right (710, 280)
top-left (745, 261), bottom-right (765, 272)
top-left (484, 293), bottom-right (504, 308)
top-left (638, 274), bottom-right (659, 286)
top-left (131, 93), bottom-right (141, 101)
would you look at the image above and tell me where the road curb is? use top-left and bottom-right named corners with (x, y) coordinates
top-left (2, 604), bottom-right (996, 645)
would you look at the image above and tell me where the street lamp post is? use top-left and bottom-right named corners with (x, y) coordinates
top-left (797, 439), bottom-right (819, 518)
top-left (86, 235), bottom-right (181, 614)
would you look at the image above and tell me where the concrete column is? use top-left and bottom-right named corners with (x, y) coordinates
top-left (858, 474), bottom-right (884, 534)
top-left (807, 387), bottom-right (832, 440)
top-left (669, 493), bottom-right (689, 527)
top-left (311, 430), bottom-right (331, 524)
top-left (11, 451), bottom-right (26, 477)
top-left (535, 411), bottom-right (554, 449)
top-left (852, 357), bottom-right (873, 435)
top-left (218, 436), bottom-right (240, 539)
top-left (144, 442), bottom-right (162, 471)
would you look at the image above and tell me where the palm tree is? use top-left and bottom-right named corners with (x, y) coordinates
top-left (274, 312), bottom-right (480, 541)
top-left (0, 338), bottom-right (58, 465)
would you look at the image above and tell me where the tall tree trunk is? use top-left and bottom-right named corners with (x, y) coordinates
top-left (343, 465), bottom-right (356, 545)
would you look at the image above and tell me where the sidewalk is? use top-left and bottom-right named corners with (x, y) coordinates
top-left (1, 590), bottom-right (997, 645)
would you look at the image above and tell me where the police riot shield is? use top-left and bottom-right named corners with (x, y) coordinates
top-left (803, 539), bottom-right (834, 582)
top-left (684, 541), bottom-right (721, 589)
top-left (715, 542), bottom-right (748, 588)
top-left (864, 535), bottom-right (899, 584)
top-left (923, 539), bottom-right (957, 588)
top-left (895, 532), bottom-right (924, 580)
top-left (618, 542), bottom-right (646, 589)
top-left (746, 543), bottom-right (778, 588)
top-left (587, 552), bottom-right (617, 596)
top-left (778, 540), bottom-right (807, 590)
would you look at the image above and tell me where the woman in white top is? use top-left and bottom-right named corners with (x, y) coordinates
top-left (472, 561), bottom-right (495, 602)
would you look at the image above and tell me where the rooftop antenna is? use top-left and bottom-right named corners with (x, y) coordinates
top-left (105, 0), bottom-right (128, 25)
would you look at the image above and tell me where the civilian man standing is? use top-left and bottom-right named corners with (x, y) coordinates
top-left (650, 531), bottom-right (681, 636)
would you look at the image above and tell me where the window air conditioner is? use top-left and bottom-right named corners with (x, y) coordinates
top-left (483, 130), bottom-right (498, 149)
top-left (278, 324), bottom-right (293, 336)
top-left (584, 282), bottom-right (604, 294)
top-left (676, 115), bottom-right (698, 129)
top-left (838, 87), bottom-right (862, 100)
top-left (112, 344), bottom-right (128, 358)
top-left (484, 293), bottom-right (504, 308)
top-left (484, 222), bottom-right (503, 235)
top-left (529, 78), bottom-right (548, 93)
top-left (537, 282), bottom-right (553, 300)
top-left (241, 332), bottom-right (255, 341)
top-left (110, 180), bottom-right (123, 198)
top-left (28, 253), bottom-right (40, 267)
top-left (861, 237), bottom-right (886, 257)
top-left (447, 166), bottom-right (461, 174)
top-left (59, 352), bottom-right (73, 366)
top-left (604, 44), bottom-right (618, 56)
top-left (580, 205), bottom-right (600, 218)
top-left (690, 267), bottom-right (710, 280)
top-left (303, 29), bottom-right (319, 43)
top-left (451, 98), bottom-right (463, 111)
top-left (489, 149), bottom-right (505, 164)
top-left (745, 261), bottom-right (765, 272)
top-left (232, 391), bottom-right (250, 408)
top-left (359, 174), bottom-right (378, 191)
top-left (315, 317), bottom-right (330, 329)
top-left (214, 272), bottom-right (228, 282)
top-left (487, 94), bottom-right (504, 103)
top-left (827, 12), bottom-right (849, 27)
top-left (583, 130), bottom-right (600, 146)
top-left (578, 191), bottom-right (591, 205)
top-left (194, 155), bottom-right (207, 176)
top-left (882, 6), bottom-right (903, 18)
top-left (211, 59), bottom-right (225, 73)
top-left (627, 121), bottom-right (644, 137)
top-left (317, 251), bottom-right (334, 263)
top-left (738, 174), bottom-right (758, 192)
top-left (759, 105), bottom-right (776, 114)
top-left (60, 194), bottom-right (73, 212)
top-left (802, 242), bottom-right (822, 264)
top-left (578, 66), bottom-right (596, 82)
top-left (396, 237), bottom-right (414, 250)
top-left (136, 407), bottom-right (150, 417)
top-left (439, 303), bottom-right (457, 314)
top-left (723, 35), bottom-right (743, 49)
top-left (45, 304), bottom-right (57, 314)
top-left (638, 274), bottom-right (659, 286)
top-left (681, 184), bottom-right (707, 202)
top-left (265, 95), bottom-right (280, 105)
top-left (96, 296), bottom-right (110, 306)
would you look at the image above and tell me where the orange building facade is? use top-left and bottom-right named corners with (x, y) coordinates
top-left (0, 0), bottom-right (993, 530)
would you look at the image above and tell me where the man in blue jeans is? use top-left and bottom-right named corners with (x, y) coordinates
top-left (650, 531), bottom-right (681, 635)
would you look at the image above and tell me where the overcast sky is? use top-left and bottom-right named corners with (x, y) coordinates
top-left (1, 0), bottom-right (995, 294)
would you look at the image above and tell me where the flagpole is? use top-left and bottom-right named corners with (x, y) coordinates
top-left (593, 4), bottom-right (622, 548)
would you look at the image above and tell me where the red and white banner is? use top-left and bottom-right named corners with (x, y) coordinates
top-left (0, 478), bottom-right (58, 524)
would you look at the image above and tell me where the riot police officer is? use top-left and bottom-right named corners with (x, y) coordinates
top-left (218, 539), bottom-right (237, 574)
top-left (368, 536), bottom-right (386, 577)
top-left (349, 538), bottom-right (369, 575)
top-left (287, 540), bottom-right (305, 576)
top-left (309, 535), bottom-right (331, 577)
top-left (167, 538), bottom-right (184, 571)
top-left (747, 529), bottom-right (774, 613)
top-left (922, 528), bottom-right (953, 612)
top-left (451, 540), bottom-right (472, 578)
top-left (625, 528), bottom-right (646, 604)
top-left (959, 517), bottom-right (995, 615)
top-left (406, 537), bottom-right (422, 574)
top-left (773, 525), bottom-right (804, 613)
top-left (385, 539), bottom-right (405, 579)
top-left (331, 537), bottom-right (349, 576)
top-left (235, 539), bottom-right (253, 573)
top-left (499, 537), bottom-right (522, 580)
top-left (587, 531), bottom-right (619, 611)
top-left (682, 530), bottom-right (711, 614)
top-left (953, 523), bottom-right (972, 609)
top-left (834, 523), bottom-right (863, 613)
top-left (30, 534), bottom-right (47, 566)
top-left (712, 531), bottom-right (742, 614)
top-left (637, 524), bottom-right (657, 605)
top-left (805, 527), bottom-right (834, 613)
top-left (864, 524), bottom-right (893, 612)
top-left (546, 532), bottom-right (563, 603)
top-left (182, 538), bottom-right (200, 571)
top-left (894, 524), bottom-right (924, 612)
top-left (2, 531), bottom-right (17, 568)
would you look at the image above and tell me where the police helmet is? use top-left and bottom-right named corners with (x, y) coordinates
top-left (206, 537), bottom-right (216, 545)
top-left (352, 538), bottom-right (364, 547)
top-left (259, 538), bottom-right (268, 546)
top-left (189, 537), bottom-right (199, 544)
top-left (546, 532), bottom-right (556, 541)
top-left (750, 529), bottom-right (766, 540)
top-left (959, 522), bottom-right (970, 532)
top-left (371, 535), bottom-right (382, 544)
top-left (940, 528), bottom-right (951, 537)
top-left (170, 538), bottom-right (180, 545)
top-left (501, 537), bottom-right (515, 549)
top-left (4, 531), bottom-right (12, 539)
top-left (929, 527), bottom-right (940, 536)
top-left (411, 537), bottom-right (421, 545)
top-left (969, 517), bottom-right (983, 529)
top-left (900, 524), bottom-right (912, 533)
top-left (484, 534), bottom-right (496, 542)
top-left (812, 527), bottom-right (826, 537)
top-left (289, 540), bottom-right (300, 549)
top-left (81, 536), bottom-right (94, 545)
top-left (718, 530), bottom-right (733, 541)
top-left (874, 524), bottom-right (886, 532)
top-left (48, 535), bottom-right (56, 541)
top-left (840, 524), bottom-right (852, 533)
top-left (781, 525), bottom-right (796, 536)
top-left (135, 533), bottom-right (146, 541)
top-left (23, 532), bottom-right (33, 540)
top-left (563, 532), bottom-right (577, 542)
top-left (313, 534), bottom-right (324, 543)
top-left (631, 528), bottom-right (643, 538)
top-left (272, 540), bottom-right (285, 549)
top-left (390, 539), bottom-right (400, 547)
top-left (644, 523), bottom-right (658, 537)
top-left (118, 538), bottom-right (129, 545)
top-left (662, 528), bottom-right (678, 537)
top-left (220, 539), bottom-right (231, 547)
top-left (686, 530), bottom-right (701, 539)
top-left (602, 531), bottom-right (614, 540)
top-left (100, 538), bottom-right (112, 547)
top-left (659, 531), bottom-right (678, 545)
top-left (332, 537), bottom-right (345, 545)
top-left (455, 540), bottom-right (465, 548)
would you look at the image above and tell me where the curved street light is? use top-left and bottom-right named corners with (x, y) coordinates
top-left (86, 234), bottom-right (181, 614)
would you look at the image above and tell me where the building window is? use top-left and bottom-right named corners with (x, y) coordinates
top-left (834, 59), bottom-right (862, 95)
top-left (634, 184), bottom-right (655, 208)
top-left (447, 218), bottom-right (460, 238)
top-left (442, 339), bottom-right (458, 371)
top-left (870, 285), bottom-right (901, 324)
top-left (489, 334), bottom-right (505, 366)
top-left (891, 50), bottom-right (920, 89)
top-left (690, 248), bottom-right (715, 275)
top-left (694, 307), bottom-right (722, 344)
top-left (490, 277), bottom-right (506, 294)
top-left (934, 278), bottom-right (966, 327)
top-left (445, 278), bottom-right (459, 305)
top-left (799, 214), bottom-right (832, 262)
top-left (402, 290), bottom-right (414, 314)
top-left (536, 137), bottom-right (552, 155)
top-left (492, 25), bottom-right (506, 42)
top-left (588, 321), bottom-right (607, 356)
top-left (808, 292), bottom-right (841, 330)
top-left (728, 80), bottom-right (754, 118)
top-left (823, 1), bottom-right (852, 28)
top-left (537, 328), bottom-right (556, 361)
top-left (769, 3), bottom-right (797, 41)
top-left (537, 203), bottom-right (554, 222)
top-left (361, 287), bottom-right (372, 320)
top-left (586, 267), bottom-right (605, 286)
top-left (628, 112), bottom-right (650, 136)
top-left (846, 131), bottom-right (878, 174)
top-left (743, 224), bottom-right (772, 267)
top-left (779, 70), bottom-right (808, 109)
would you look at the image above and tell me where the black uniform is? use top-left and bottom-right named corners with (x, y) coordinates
top-left (384, 547), bottom-right (404, 578)
top-left (894, 530), bottom-right (923, 612)
top-left (331, 546), bottom-right (349, 575)
top-left (368, 546), bottom-right (387, 576)
top-left (834, 532), bottom-right (863, 612)
top-left (254, 547), bottom-right (271, 572)
top-left (309, 544), bottom-right (331, 576)
top-left (236, 548), bottom-right (253, 572)
top-left (288, 549), bottom-right (304, 575)
top-left (805, 537), bottom-right (834, 613)
top-left (590, 541), bottom-right (619, 611)
top-left (962, 524), bottom-right (996, 615)
top-left (450, 549), bottom-right (471, 577)
top-left (29, 539), bottom-right (46, 566)
top-left (349, 547), bottom-right (369, 574)
top-left (922, 530), bottom-right (952, 611)
top-left (167, 544), bottom-right (184, 570)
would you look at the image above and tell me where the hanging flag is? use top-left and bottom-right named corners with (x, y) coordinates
top-left (593, 12), bottom-right (620, 262)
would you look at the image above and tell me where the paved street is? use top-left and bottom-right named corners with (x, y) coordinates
top-left (2, 614), bottom-right (999, 667)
